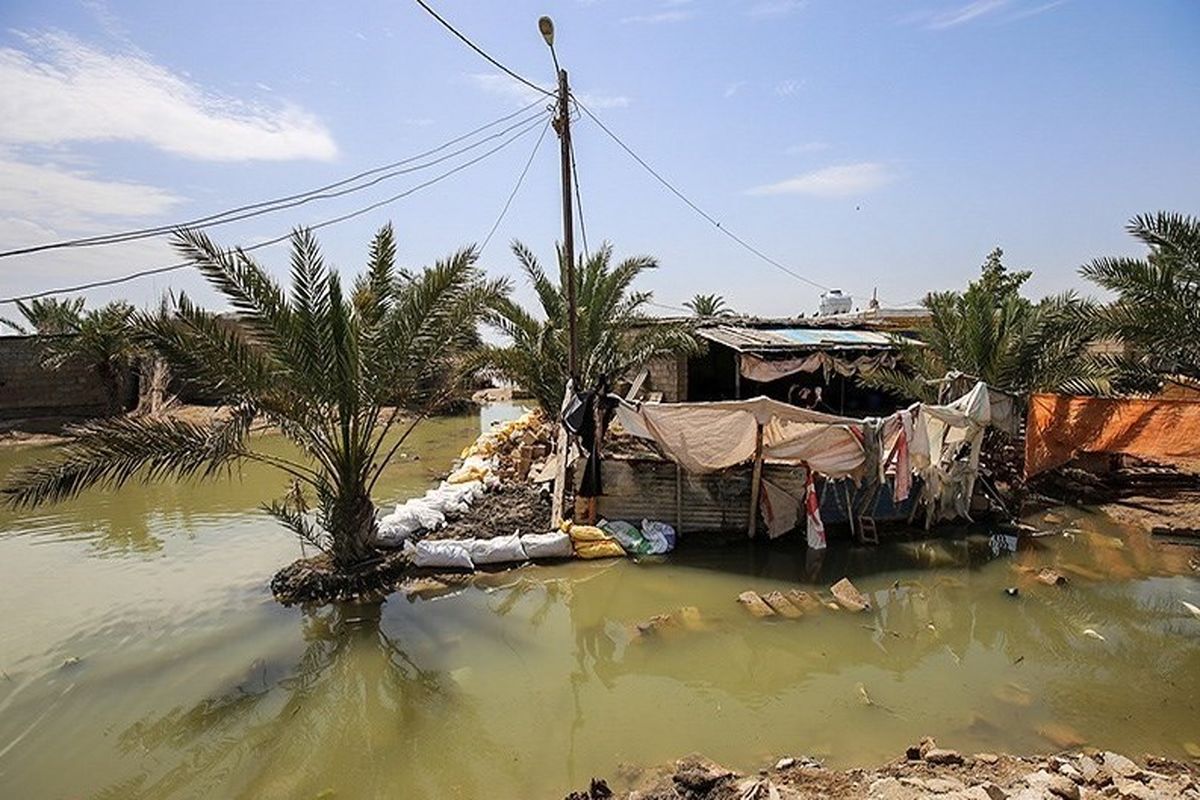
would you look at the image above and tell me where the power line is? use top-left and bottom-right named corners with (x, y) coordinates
top-left (413, 0), bottom-right (553, 100)
top-left (569, 136), bottom-right (590, 260)
top-left (1, 117), bottom-right (546, 305)
top-left (480, 119), bottom-right (551, 253)
top-left (573, 97), bottom-right (834, 294)
top-left (0, 103), bottom-right (548, 259)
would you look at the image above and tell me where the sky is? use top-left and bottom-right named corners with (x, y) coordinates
top-left (0, 0), bottom-right (1197, 318)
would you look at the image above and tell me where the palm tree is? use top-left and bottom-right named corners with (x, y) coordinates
top-left (41, 301), bottom-right (143, 415)
top-left (488, 241), bottom-right (698, 414)
top-left (864, 251), bottom-right (1115, 402)
top-left (0, 296), bottom-right (86, 335)
top-left (683, 293), bottom-right (733, 318)
top-left (1081, 212), bottom-right (1200, 380)
top-left (2, 224), bottom-right (506, 572)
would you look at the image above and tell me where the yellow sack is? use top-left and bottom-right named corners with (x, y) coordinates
top-left (448, 465), bottom-right (488, 484)
top-left (574, 539), bottom-right (626, 559)
top-left (567, 524), bottom-right (608, 542)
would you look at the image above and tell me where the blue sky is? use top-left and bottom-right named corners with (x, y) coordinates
top-left (0, 0), bottom-right (1196, 317)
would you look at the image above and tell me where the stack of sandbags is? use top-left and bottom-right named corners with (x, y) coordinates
top-left (377, 479), bottom-right (487, 545)
top-left (567, 523), bottom-right (626, 560)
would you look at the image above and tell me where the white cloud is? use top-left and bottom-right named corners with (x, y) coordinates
top-left (0, 153), bottom-right (180, 229)
top-left (747, 0), bottom-right (806, 19)
top-left (723, 81), bottom-right (747, 98)
top-left (621, 10), bottom-right (694, 24)
top-left (774, 79), bottom-right (803, 96)
top-left (746, 162), bottom-right (895, 197)
top-left (467, 73), bottom-right (629, 109)
top-left (0, 32), bottom-right (337, 161)
top-left (785, 141), bottom-right (829, 155)
top-left (925, 0), bottom-right (1011, 29)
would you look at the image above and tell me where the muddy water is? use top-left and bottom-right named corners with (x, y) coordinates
top-left (1, 411), bottom-right (1198, 799)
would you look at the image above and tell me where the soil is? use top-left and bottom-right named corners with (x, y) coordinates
top-left (270, 551), bottom-right (412, 606)
top-left (429, 481), bottom-right (552, 540)
top-left (565, 743), bottom-right (1200, 799)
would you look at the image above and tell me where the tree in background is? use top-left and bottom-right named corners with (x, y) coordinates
top-left (1, 296), bottom-right (86, 335)
top-left (864, 249), bottom-right (1116, 402)
top-left (3, 224), bottom-right (505, 575)
top-left (1082, 212), bottom-right (1200, 381)
top-left (683, 293), bottom-right (734, 318)
top-left (489, 241), bottom-right (698, 414)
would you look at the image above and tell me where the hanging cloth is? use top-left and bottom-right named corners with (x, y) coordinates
top-left (804, 467), bottom-right (827, 550)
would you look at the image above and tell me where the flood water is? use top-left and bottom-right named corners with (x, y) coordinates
top-left (1, 406), bottom-right (1198, 799)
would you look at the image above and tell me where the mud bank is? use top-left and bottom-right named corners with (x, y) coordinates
top-left (567, 743), bottom-right (1199, 799)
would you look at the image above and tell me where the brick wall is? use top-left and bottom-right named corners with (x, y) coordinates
top-left (0, 336), bottom-right (110, 420)
top-left (643, 353), bottom-right (688, 402)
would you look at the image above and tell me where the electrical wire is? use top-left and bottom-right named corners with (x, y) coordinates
top-left (0, 117), bottom-right (546, 304)
top-left (0, 103), bottom-right (548, 260)
top-left (480, 119), bottom-right (551, 253)
top-left (573, 97), bottom-right (834, 294)
top-left (413, 0), bottom-right (553, 99)
top-left (569, 136), bottom-right (590, 260)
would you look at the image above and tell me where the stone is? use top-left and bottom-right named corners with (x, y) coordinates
top-left (868, 777), bottom-right (920, 800)
top-left (977, 783), bottom-right (1009, 800)
top-left (921, 776), bottom-right (968, 793)
top-left (775, 757), bottom-right (795, 770)
top-left (926, 748), bottom-right (966, 766)
top-left (1076, 755), bottom-right (1101, 784)
top-left (1025, 769), bottom-right (1081, 800)
top-left (1111, 777), bottom-right (1155, 800)
top-left (975, 753), bottom-right (1001, 765)
top-left (1102, 752), bottom-right (1142, 780)
top-left (1056, 762), bottom-right (1082, 783)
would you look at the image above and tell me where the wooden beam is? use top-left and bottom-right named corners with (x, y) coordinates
top-left (747, 422), bottom-right (764, 538)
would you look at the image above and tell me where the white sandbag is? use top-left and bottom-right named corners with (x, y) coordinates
top-left (466, 534), bottom-right (527, 565)
top-left (403, 539), bottom-right (474, 570)
top-left (407, 500), bottom-right (446, 531)
top-left (520, 531), bottom-right (573, 559)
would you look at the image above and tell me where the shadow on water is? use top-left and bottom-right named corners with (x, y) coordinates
top-left (87, 601), bottom-right (505, 800)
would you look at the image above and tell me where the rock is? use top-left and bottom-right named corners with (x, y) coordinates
top-left (1111, 776), bottom-right (1155, 799)
top-left (1076, 755), bottom-right (1101, 784)
top-left (1102, 752), bottom-right (1142, 779)
top-left (1036, 568), bottom-right (1068, 586)
top-left (737, 591), bottom-right (777, 618)
top-left (946, 790), bottom-right (999, 800)
top-left (869, 777), bottom-right (920, 800)
top-left (975, 753), bottom-right (1001, 765)
top-left (1024, 770), bottom-right (1080, 800)
top-left (976, 783), bottom-right (1008, 800)
top-left (1055, 762), bottom-right (1082, 783)
top-left (1037, 722), bottom-right (1086, 750)
top-left (775, 757), bottom-right (796, 770)
top-left (925, 748), bottom-right (965, 766)
top-left (763, 591), bottom-right (804, 619)
top-left (917, 776), bottom-right (967, 793)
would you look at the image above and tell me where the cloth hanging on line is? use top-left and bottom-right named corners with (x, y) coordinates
top-left (759, 478), bottom-right (802, 539)
top-left (804, 468), bottom-right (827, 550)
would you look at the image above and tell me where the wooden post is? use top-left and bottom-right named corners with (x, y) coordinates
top-left (747, 422), bottom-right (764, 538)
top-left (734, 354), bottom-right (742, 399)
top-left (550, 423), bottom-right (569, 528)
top-left (675, 462), bottom-right (683, 533)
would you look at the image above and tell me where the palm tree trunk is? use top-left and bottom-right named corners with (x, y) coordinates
top-left (330, 492), bottom-right (378, 570)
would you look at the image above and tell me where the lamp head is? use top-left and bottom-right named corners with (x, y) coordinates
top-left (538, 16), bottom-right (555, 47)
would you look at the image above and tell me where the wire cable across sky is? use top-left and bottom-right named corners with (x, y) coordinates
top-left (1, 116), bottom-right (547, 304)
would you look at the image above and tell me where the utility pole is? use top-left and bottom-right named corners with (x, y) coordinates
top-left (540, 16), bottom-right (578, 383)
top-left (556, 67), bottom-right (578, 382)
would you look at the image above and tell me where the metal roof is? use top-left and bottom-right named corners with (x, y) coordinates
top-left (696, 324), bottom-right (898, 353)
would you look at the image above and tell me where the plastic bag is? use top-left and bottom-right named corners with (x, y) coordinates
top-left (467, 534), bottom-right (528, 565)
top-left (600, 519), bottom-right (652, 555)
top-left (640, 520), bottom-right (677, 555)
top-left (520, 531), bottom-right (573, 559)
top-left (404, 539), bottom-right (474, 570)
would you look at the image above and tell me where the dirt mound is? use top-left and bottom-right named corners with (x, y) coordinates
top-left (270, 552), bottom-right (410, 606)
top-left (430, 481), bottom-right (552, 540)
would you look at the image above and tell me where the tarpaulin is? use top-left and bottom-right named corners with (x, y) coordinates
top-left (739, 352), bottom-right (896, 383)
top-left (1025, 393), bottom-right (1200, 477)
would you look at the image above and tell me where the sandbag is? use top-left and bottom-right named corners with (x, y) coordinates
top-left (404, 539), bottom-right (474, 570)
top-left (574, 539), bottom-right (626, 560)
top-left (520, 531), bottom-right (573, 559)
top-left (567, 524), bottom-right (609, 542)
top-left (466, 534), bottom-right (527, 565)
top-left (601, 520), bottom-right (650, 554)
top-left (640, 520), bottom-right (677, 555)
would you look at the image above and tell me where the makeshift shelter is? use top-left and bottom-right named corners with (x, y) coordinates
top-left (1025, 393), bottom-right (1200, 477)
top-left (601, 382), bottom-right (998, 541)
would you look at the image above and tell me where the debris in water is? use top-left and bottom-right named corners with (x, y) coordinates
top-left (1182, 600), bottom-right (1200, 620)
top-left (1082, 628), bottom-right (1106, 641)
top-left (1038, 721), bottom-right (1086, 749)
top-left (762, 591), bottom-right (804, 619)
top-left (993, 682), bottom-right (1034, 707)
top-left (1005, 587), bottom-right (1019, 597)
top-left (1035, 568), bottom-right (1068, 586)
top-left (830, 578), bottom-right (870, 612)
top-left (61, 656), bottom-right (82, 669)
top-left (737, 591), bottom-right (776, 618)
top-left (856, 683), bottom-right (874, 706)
